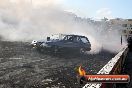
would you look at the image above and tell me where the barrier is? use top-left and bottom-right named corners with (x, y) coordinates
top-left (83, 46), bottom-right (129, 88)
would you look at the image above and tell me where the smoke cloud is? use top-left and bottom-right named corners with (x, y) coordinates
top-left (0, 0), bottom-right (126, 53)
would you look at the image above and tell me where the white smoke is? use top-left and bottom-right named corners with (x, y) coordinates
top-left (0, 0), bottom-right (126, 53)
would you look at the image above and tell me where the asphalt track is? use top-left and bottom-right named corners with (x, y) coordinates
top-left (0, 41), bottom-right (115, 88)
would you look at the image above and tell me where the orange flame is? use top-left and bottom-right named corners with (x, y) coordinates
top-left (78, 66), bottom-right (86, 76)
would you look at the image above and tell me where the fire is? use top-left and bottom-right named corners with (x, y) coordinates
top-left (78, 66), bottom-right (86, 76)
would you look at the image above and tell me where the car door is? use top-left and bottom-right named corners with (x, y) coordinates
top-left (72, 36), bottom-right (81, 48)
top-left (80, 37), bottom-right (91, 48)
top-left (61, 35), bottom-right (74, 47)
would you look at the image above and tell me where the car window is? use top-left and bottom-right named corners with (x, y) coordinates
top-left (68, 36), bottom-right (73, 41)
top-left (76, 37), bottom-right (81, 42)
top-left (62, 35), bottom-right (67, 40)
top-left (80, 37), bottom-right (89, 43)
top-left (63, 35), bottom-right (73, 41)
top-left (61, 35), bottom-right (66, 40)
top-left (72, 36), bottom-right (79, 42)
top-left (63, 36), bottom-right (68, 40)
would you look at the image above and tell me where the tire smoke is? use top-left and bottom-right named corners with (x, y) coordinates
top-left (0, 0), bottom-right (126, 53)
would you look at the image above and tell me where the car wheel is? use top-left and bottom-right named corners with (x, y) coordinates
top-left (80, 48), bottom-right (85, 54)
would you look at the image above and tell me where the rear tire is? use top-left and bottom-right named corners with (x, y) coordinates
top-left (79, 48), bottom-right (85, 55)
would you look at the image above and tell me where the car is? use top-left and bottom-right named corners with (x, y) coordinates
top-left (31, 34), bottom-right (91, 54)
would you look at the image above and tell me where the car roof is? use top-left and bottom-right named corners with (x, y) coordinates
top-left (50, 34), bottom-right (87, 37)
top-left (66, 34), bottom-right (86, 37)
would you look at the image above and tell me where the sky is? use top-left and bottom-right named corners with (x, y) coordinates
top-left (60, 0), bottom-right (132, 19)
top-left (4, 0), bottom-right (132, 19)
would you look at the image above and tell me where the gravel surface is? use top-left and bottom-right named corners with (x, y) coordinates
top-left (0, 41), bottom-right (115, 88)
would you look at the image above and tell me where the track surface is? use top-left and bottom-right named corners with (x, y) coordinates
top-left (0, 41), bottom-right (115, 88)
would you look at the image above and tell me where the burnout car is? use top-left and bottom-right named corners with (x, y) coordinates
top-left (31, 34), bottom-right (91, 54)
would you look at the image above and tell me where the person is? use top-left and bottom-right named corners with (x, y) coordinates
top-left (127, 36), bottom-right (132, 51)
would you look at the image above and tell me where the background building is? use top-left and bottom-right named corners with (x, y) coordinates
top-left (110, 18), bottom-right (132, 38)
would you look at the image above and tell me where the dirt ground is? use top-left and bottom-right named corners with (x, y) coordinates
top-left (0, 41), bottom-right (115, 88)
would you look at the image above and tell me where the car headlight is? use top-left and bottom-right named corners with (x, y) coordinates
top-left (31, 40), bottom-right (38, 47)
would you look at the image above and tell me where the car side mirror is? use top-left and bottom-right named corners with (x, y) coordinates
top-left (47, 37), bottom-right (50, 41)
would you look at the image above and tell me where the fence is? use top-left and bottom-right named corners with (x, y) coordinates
top-left (83, 46), bottom-right (129, 88)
